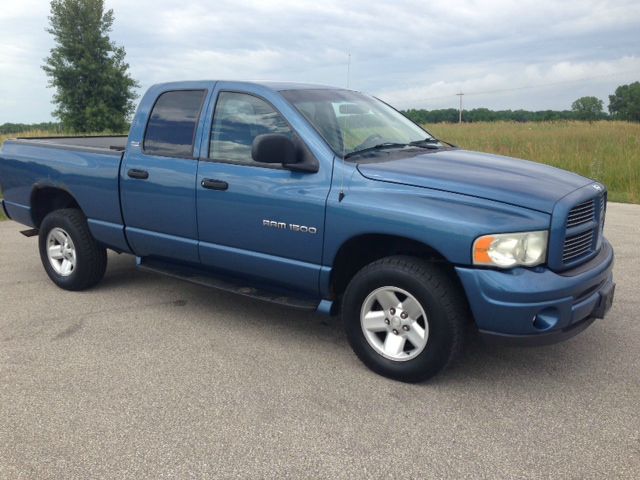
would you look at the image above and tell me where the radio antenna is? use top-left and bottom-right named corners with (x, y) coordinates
top-left (339, 53), bottom-right (351, 202)
top-left (346, 53), bottom-right (351, 88)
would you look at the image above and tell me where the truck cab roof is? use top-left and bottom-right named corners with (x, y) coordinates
top-left (149, 80), bottom-right (342, 93)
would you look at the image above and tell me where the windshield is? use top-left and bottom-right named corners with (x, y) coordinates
top-left (281, 89), bottom-right (434, 157)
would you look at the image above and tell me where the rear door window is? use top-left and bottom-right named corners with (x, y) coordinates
top-left (143, 90), bottom-right (206, 158)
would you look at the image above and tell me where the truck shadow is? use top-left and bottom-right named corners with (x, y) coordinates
top-left (97, 252), bottom-right (602, 387)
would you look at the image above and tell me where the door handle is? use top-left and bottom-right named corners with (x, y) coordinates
top-left (201, 179), bottom-right (229, 191)
top-left (127, 169), bottom-right (149, 180)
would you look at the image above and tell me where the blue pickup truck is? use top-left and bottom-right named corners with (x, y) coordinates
top-left (0, 81), bottom-right (615, 381)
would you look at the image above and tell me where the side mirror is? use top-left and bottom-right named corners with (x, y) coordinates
top-left (251, 134), bottom-right (297, 165)
top-left (251, 133), bottom-right (320, 173)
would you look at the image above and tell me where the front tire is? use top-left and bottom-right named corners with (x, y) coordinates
top-left (38, 209), bottom-right (107, 291)
top-left (342, 256), bottom-right (466, 382)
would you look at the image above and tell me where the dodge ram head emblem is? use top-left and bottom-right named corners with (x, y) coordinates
top-left (592, 184), bottom-right (603, 191)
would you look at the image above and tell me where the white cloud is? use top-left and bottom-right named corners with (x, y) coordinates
top-left (0, 0), bottom-right (639, 122)
top-left (378, 56), bottom-right (640, 110)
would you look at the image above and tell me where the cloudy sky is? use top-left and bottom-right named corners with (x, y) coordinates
top-left (1, 0), bottom-right (639, 123)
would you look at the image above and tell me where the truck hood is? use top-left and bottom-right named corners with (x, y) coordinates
top-left (356, 149), bottom-right (593, 213)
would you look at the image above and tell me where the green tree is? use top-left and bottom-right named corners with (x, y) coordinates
top-left (42, 0), bottom-right (139, 132)
top-left (571, 96), bottom-right (604, 121)
top-left (608, 82), bottom-right (640, 122)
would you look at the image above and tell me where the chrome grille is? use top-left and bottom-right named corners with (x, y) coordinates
top-left (566, 199), bottom-right (595, 228)
top-left (560, 192), bottom-right (606, 267)
top-left (562, 229), bottom-right (594, 262)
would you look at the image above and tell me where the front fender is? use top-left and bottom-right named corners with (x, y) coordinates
top-left (323, 167), bottom-right (550, 274)
top-left (320, 167), bottom-right (551, 293)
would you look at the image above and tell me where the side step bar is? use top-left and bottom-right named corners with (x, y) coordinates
top-left (137, 257), bottom-right (319, 311)
top-left (20, 228), bottom-right (39, 237)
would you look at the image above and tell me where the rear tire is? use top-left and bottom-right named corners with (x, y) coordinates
top-left (342, 255), bottom-right (466, 382)
top-left (38, 209), bottom-right (107, 291)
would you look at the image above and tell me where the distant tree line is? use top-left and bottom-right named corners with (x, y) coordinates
top-left (6, 71), bottom-right (640, 133)
top-left (404, 81), bottom-right (640, 124)
top-left (402, 108), bottom-right (601, 124)
top-left (0, 122), bottom-right (62, 135)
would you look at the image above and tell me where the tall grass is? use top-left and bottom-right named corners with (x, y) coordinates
top-left (1, 130), bottom-right (56, 148)
top-left (424, 121), bottom-right (640, 204)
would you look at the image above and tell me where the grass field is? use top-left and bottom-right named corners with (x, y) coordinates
top-left (424, 121), bottom-right (640, 204)
top-left (0, 121), bottom-right (638, 222)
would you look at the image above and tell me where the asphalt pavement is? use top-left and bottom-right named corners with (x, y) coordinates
top-left (1, 203), bottom-right (639, 479)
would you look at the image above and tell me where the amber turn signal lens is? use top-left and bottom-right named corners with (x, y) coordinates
top-left (473, 235), bottom-right (495, 264)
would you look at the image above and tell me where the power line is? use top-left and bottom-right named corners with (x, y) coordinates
top-left (414, 68), bottom-right (640, 102)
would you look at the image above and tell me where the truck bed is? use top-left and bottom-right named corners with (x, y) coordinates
top-left (12, 135), bottom-right (128, 152)
top-left (0, 136), bottom-right (126, 246)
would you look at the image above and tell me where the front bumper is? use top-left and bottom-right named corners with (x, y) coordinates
top-left (456, 239), bottom-right (615, 346)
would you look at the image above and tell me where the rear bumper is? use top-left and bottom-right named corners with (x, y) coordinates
top-left (456, 239), bottom-right (615, 345)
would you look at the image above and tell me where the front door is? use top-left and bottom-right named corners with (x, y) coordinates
top-left (196, 88), bottom-right (331, 296)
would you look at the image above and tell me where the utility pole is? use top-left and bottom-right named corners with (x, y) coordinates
top-left (456, 92), bottom-right (464, 123)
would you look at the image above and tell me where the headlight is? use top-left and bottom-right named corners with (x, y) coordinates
top-left (473, 231), bottom-right (548, 268)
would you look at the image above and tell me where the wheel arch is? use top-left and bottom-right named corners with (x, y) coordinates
top-left (30, 185), bottom-right (82, 228)
top-left (329, 233), bottom-right (456, 297)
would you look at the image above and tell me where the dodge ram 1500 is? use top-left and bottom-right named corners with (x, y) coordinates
top-left (0, 81), bottom-right (615, 381)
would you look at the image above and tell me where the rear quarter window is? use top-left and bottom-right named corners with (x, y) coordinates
top-left (143, 90), bottom-right (206, 158)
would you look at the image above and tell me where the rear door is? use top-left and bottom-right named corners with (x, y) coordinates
top-left (195, 84), bottom-right (332, 296)
top-left (121, 86), bottom-right (210, 262)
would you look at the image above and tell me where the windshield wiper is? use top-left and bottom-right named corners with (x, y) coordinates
top-left (344, 142), bottom-right (408, 159)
